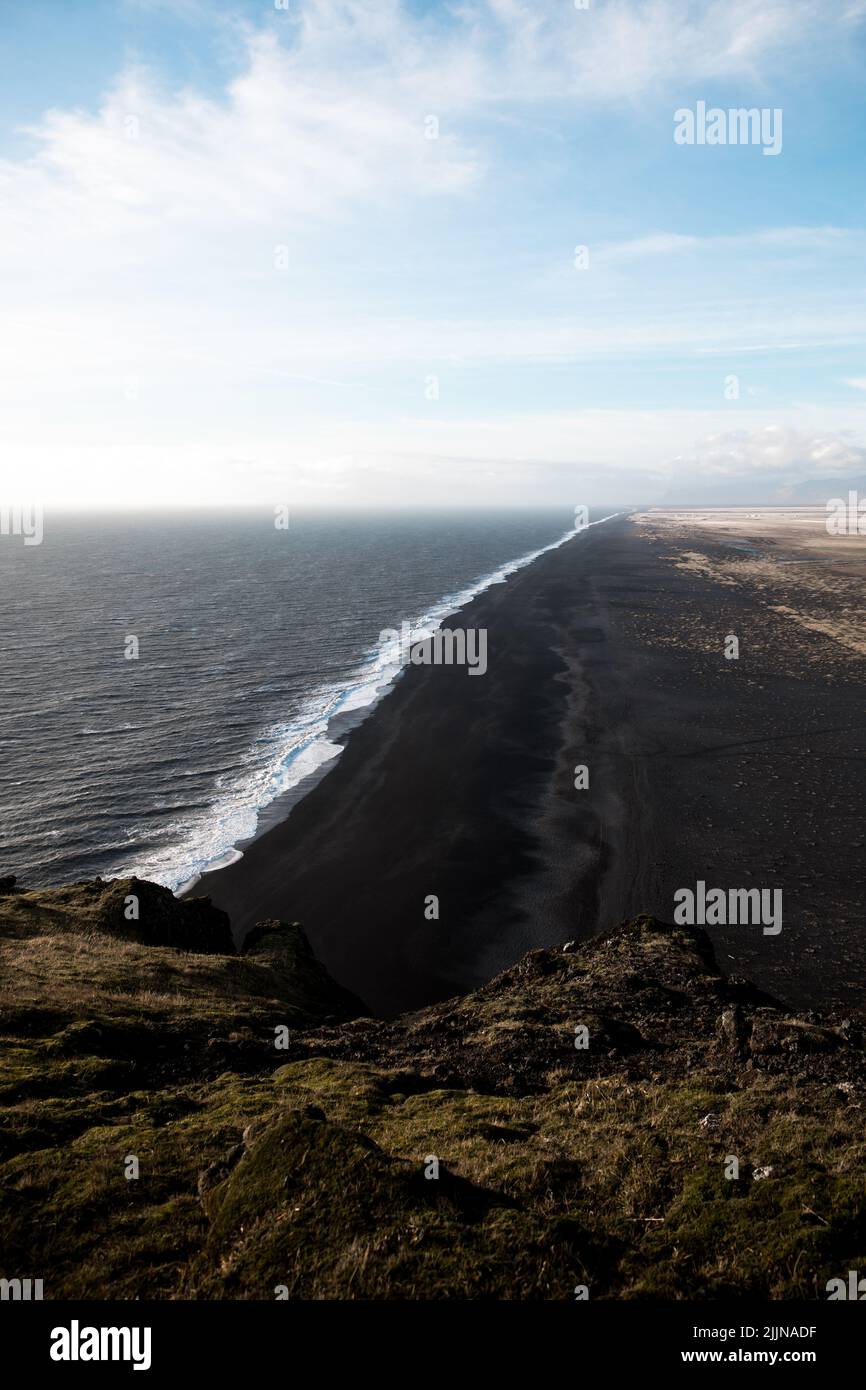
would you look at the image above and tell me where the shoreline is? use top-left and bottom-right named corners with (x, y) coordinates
top-left (193, 513), bottom-right (864, 1018)
top-left (192, 515), bottom-right (627, 1013)
top-left (177, 513), bottom-right (616, 895)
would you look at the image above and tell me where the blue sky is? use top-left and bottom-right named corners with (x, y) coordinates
top-left (1, 0), bottom-right (866, 506)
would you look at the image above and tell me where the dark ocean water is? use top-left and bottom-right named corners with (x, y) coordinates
top-left (0, 508), bottom-right (588, 891)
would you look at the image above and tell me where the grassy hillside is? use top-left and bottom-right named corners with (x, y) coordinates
top-left (1, 878), bottom-right (865, 1299)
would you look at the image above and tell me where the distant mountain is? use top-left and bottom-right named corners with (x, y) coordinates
top-left (784, 475), bottom-right (866, 503)
top-left (657, 474), bottom-right (866, 507)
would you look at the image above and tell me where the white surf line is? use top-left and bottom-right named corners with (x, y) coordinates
top-left (173, 512), bottom-right (621, 894)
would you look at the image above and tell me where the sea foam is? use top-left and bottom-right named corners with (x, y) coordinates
top-left (128, 514), bottom-right (618, 894)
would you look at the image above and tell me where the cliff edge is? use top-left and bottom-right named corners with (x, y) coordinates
top-left (1, 879), bottom-right (864, 1299)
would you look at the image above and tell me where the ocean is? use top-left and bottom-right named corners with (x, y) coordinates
top-left (0, 507), bottom-right (590, 891)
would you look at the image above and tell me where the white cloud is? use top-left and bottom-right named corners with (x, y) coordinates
top-left (3, 0), bottom-right (859, 269)
top-left (598, 226), bottom-right (860, 266)
top-left (668, 424), bottom-right (866, 481)
top-left (1, 1), bottom-right (865, 506)
top-left (9, 406), bottom-right (866, 509)
top-left (0, 30), bottom-right (480, 268)
top-left (471, 0), bottom-right (862, 100)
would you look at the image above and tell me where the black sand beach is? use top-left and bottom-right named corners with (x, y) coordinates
top-left (193, 515), bottom-right (865, 1017)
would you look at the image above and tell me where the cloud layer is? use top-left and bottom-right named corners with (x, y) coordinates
top-left (1, 0), bottom-right (865, 505)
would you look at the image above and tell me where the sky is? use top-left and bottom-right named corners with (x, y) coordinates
top-left (1, 0), bottom-right (866, 508)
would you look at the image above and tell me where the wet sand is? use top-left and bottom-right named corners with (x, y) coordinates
top-left (192, 514), bottom-right (865, 1018)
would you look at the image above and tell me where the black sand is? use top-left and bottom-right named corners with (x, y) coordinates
top-left (193, 516), bottom-right (864, 1017)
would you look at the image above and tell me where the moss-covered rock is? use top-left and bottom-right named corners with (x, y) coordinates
top-left (2, 885), bottom-right (865, 1299)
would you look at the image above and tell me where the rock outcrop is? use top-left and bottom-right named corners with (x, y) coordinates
top-left (1, 886), bottom-right (864, 1300)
